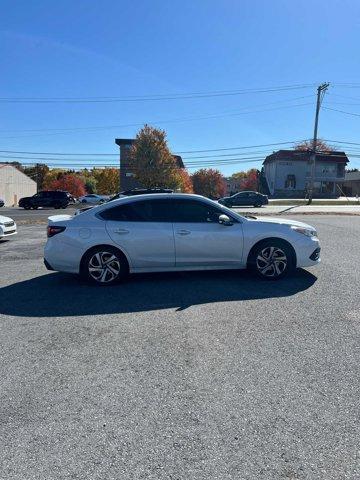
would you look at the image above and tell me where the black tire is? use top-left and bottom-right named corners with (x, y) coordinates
top-left (80, 246), bottom-right (129, 285)
top-left (248, 239), bottom-right (295, 280)
top-left (32, 206), bottom-right (39, 210)
top-left (23, 204), bottom-right (31, 210)
top-left (54, 203), bottom-right (61, 209)
top-left (254, 203), bottom-right (262, 208)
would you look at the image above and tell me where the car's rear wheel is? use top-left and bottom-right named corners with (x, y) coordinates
top-left (254, 203), bottom-right (262, 208)
top-left (248, 240), bottom-right (295, 280)
top-left (81, 246), bottom-right (128, 285)
top-left (23, 204), bottom-right (31, 210)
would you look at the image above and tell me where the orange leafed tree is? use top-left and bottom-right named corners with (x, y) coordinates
top-left (241, 169), bottom-right (259, 190)
top-left (129, 125), bottom-right (181, 189)
top-left (48, 174), bottom-right (86, 197)
top-left (294, 139), bottom-right (334, 152)
top-left (176, 169), bottom-right (193, 193)
top-left (191, 168), bottom-right (226, 198)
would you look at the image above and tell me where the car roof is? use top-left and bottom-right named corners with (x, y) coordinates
top-left (108, 193), bottom-right (207, 202)
top-left (74, 192), bottom-right (247, 223)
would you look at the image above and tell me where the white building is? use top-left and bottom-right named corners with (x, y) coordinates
top-left (263, 150), bottom-right (348, 198)
top-left (0, 164), bottom-right (37, 206)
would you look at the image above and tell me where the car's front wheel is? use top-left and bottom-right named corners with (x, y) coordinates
top-left (81, 246), bottom-right (128, 285)
top-left (248, 240), bottom-right (295, 280)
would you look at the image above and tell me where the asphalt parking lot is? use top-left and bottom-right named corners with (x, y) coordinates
top-left (0, 216), bottom-right (359, 479)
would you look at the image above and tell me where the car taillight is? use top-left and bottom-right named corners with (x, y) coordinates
top-left (47, 225), bottom-right (66, 237)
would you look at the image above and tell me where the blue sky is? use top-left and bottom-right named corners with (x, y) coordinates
top-left (1, 0), bottom-right (360, 174)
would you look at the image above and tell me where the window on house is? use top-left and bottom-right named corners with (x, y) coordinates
top-left (337, 164), bottom-right (345, 178)
top-left (284, 174), bottom-right (296, 189)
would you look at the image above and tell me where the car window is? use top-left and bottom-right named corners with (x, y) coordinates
top-left (99, 199), bottom-right (173, 222)
top-left (53, 191), bottom-right (65, 198)
top-left (173, 200), bottom-right (226, 223)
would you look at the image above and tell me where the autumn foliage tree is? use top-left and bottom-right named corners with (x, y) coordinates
top-left (294, 139), bottom-right (334, 152)
top-left (191, 168), bottom-right (226, 198)
top-left (175, 169), bottom-right (193, 193)
top-left (129, 125), bottom-right (182, 189)
top-left (92, 168), bottom-right (120, 194)
top-left (48, 174), bottom-right (86, 197)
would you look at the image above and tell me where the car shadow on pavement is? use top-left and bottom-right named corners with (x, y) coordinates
top-left (0, 269), bottom-right (317, 318)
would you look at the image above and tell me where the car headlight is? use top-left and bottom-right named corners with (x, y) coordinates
top-left (291, 225), bottom-right (317, 238)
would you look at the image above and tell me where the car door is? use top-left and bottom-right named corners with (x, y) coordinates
top-left (102, 198), bottom-right (175, 269)
top-left (232, 192), bottom-right (248, 206)
top-left (173, 199), bottom-right (244, 267)
top-left (32, 191), bottom-right (47, 207)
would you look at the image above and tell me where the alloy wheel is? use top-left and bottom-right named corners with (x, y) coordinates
top-left (256, 246), bottom-right (287, 278)
top-left (88, 251), bottom-right (121, 283)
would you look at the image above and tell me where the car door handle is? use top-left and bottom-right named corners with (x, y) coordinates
top-left (114, 228), bottom-right (129, 234)
top-left (176, 229), bottom-right (191, 235)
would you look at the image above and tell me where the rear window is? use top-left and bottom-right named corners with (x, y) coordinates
top-left (99, 199), bottom-right (173, 222)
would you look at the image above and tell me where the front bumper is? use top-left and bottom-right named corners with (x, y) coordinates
top-left (294, 236), bottom-right (321, 268)
top-left (0, 224), bottom-right (17, 238)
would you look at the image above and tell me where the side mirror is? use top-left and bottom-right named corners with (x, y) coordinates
top-left (218, 214), bottom-right (233, 226)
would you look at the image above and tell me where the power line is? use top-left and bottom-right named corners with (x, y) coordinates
top-left (0, 150), bottom-right (275, 163)
top-left (0, 140), bottom-right (308, 157)
top-left (324, 138), bottom-right (360, 146)
top-left (0, 84), bottom-right (317, 103)
top-left (0, 95), bottom-right (315, 134)
top-left (323, 106), bottom-right (360, 117)
top-left (0, 101), bottom-right (314, 139)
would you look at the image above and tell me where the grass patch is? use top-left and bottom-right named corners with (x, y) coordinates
top-left (270, 200), bottom-right (360, 206)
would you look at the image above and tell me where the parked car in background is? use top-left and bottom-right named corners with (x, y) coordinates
top-left (0, 198), bottom-right (4, 208)
top-left (44, 193), bottom-right (320, 285)
top-left (218, 191), bottom-right (268, 208)
top-left (19, 191), bottom-right (75, 209)
top-left (79, 194), bottom-right (108, 204)
top-left (109, 188), bottom-right (173, 202)
top-left (0, 215), bottom-right (17, 239)
top-left (74, 189), bottom-right (174, 214)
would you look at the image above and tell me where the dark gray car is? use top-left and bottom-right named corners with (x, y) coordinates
top-left (218, 191), bottom-right (268, 208)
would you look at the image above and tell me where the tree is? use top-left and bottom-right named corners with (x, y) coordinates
top-left (84, 177), bottom-right (97, 194)
top-left (95, 168), bottom-right (120, 195)
top-left (241, 168), bottom-right (259, 190)
top-left (174, 169), bottom-right (193, 193)
top-left (43, 169), bottom-right (67, 189)
top-left (48, 174), bottom-right (86, 197)
top-left (128, 124), bottom-right (182, 189)
top-left (191, 168), bottom-right (226, 198)
top-left (294, 139), bottom-right (334, 152)
top-left (230, 168), bottom-right (259, 191)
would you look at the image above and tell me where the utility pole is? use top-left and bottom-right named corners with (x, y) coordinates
top-left (307, 82), bottom-right (329, 204)
top-left (36, 163), bottom-right (39, 192)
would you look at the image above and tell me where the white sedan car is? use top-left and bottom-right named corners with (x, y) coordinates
top-left (44, 193), bottom-right (320, 285)
top-left (0, 215), bottom-right (17, 239)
